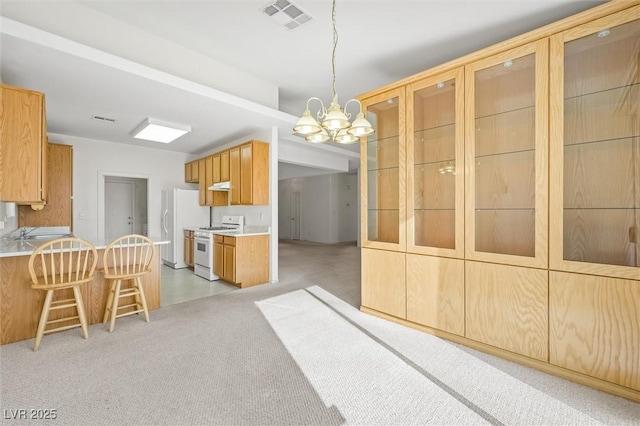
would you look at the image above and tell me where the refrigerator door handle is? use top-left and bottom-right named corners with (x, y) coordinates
top-left (162, 210), bottom-right (169, 234)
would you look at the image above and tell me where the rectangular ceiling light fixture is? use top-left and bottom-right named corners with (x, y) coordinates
top-left (261, 0), bottom-right (312, 31)
top-left (132, 118), bottom-right (191, 143)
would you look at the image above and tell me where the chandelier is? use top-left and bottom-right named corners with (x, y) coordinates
top-left (293, 0), bottom-right (374, 144)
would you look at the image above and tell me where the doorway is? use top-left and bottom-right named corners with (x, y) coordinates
top-left (291, 191), bottom-right (301, 240)
top-left (98, 172), bottom-right (148, 242)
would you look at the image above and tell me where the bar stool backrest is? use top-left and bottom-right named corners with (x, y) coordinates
top-left (103, 234), bottom-right (155, 279)
top-left (28, 237), bottom-right (98, 289)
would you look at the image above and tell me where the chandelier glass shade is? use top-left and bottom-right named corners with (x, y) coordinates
top-left (293, 0), bottom-right (374, 144)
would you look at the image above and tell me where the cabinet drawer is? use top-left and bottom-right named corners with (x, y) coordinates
top-left (184, 230), bottom-right (192, 238)
top-left (214, 235), bottom-right (224, 244)
top-left (223, 236), bottom-right (236, 246)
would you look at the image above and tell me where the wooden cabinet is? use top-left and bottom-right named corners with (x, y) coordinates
top-left (184, 160), bottom-right (199, 183)
top-left (465, 39), bottom-right (549, 269)
top-left (213, 235), bottom-right (224, 279)
top-left (220, 150), bottom-right (230, 182)
top-left (360, 87), bottom-right (406, 251)
top-left (0, 84), bottom-right (48, 206)
top-left (185, 141), bottom-right (267, 206)
top-left (407, 68), bottom-right (464, 258)
top-left (239, 141), bottom-right (269, 205)
top-left (222, 237), bottom-right (236, 283)
top-left (198, 159), bottom-right (206, 206)
top-left (214, 234), bottom-right (269, 288)
top-left (229, 147), bottom-right (240, 205)
top-left (550, 7), bottom-right (640, 281)
top-left (357, 1), bottom-right (640, 401)
top-left (18, 143), bottom-right (72, 228)
top-left (183, 230), bottom-right (194, 267)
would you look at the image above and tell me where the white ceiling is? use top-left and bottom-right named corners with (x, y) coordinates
top-left (0, 1), bottom-right (607, 162)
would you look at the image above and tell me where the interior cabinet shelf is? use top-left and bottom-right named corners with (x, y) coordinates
top-left (564, 81), bottom-right (639, 101)
top-left (475, 147), bottom-right (535, 159)
top-left (564, 207), bottom-right (639, 210)
top-left (564, 135), bottom-right (639, 148)
top-left (475, 207), bottom-right (535, 211)
top-left (367, 166), bottom-right (400, 172)
top-left (475, 104), bottom-right (535, 121)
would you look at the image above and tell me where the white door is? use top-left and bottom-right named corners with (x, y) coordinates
top-left (291, 191), bottom-right (301, 240)
top-left (105, 180), bottom-right (134, 242)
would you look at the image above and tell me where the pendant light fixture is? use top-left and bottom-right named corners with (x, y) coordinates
top-left (293, 0), bottom-right (374, 144)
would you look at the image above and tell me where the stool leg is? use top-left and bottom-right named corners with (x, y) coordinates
top-left (34, 290), bottom-right (54, 351)
top-left (136, 277), bottom-right (150, 323)
top-left (109, 280), bottom-right (122, 333)
top-left (103, 279), bottom-right (115, 324)
top-left (73, 286), bottom-right (88, 339)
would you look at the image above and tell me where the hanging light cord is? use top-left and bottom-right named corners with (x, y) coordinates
top-left (331, 0), bottom-right (338, 104)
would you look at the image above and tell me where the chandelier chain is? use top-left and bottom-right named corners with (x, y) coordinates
top-left (331, 0), bottom-right (338, 103)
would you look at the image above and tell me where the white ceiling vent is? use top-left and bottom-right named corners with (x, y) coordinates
top-left (91, 115), bottom-right (116, 124)
top-left (261, 0), bottom-right (312, 31)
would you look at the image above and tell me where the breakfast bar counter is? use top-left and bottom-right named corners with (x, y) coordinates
top-left (0, 231), bottom-right (168, 345)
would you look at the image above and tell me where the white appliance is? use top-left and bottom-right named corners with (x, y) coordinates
top-left (161, 189), bottom-right (209, 269)
top-left (194, 215), bottom-right (244, 281)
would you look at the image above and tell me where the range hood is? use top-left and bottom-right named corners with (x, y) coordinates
top-left (208, 181), bottom-right (230, 191)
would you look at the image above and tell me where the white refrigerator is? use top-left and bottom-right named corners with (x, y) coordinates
top-left (161, 189), bottom-right (209, 269)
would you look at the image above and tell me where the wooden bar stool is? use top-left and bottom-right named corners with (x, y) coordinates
top-left (102, 234), bottom-right (155, 332)
top-left (28, 237), bottom-right (98, 351)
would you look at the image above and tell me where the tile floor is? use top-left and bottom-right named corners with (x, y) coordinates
top-left (160, 264), bottom-right (237, 307)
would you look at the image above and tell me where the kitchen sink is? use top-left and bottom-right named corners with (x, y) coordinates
top-left (15, 233), bottom-right (74, 241)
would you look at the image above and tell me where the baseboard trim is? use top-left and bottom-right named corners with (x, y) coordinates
top-left (360, 306), bottom-right (640, 403)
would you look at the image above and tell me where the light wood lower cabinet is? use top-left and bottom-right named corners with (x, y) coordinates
top-left (465, 261), bottom-right (548, 361)
top-left (214, 234), bottom-right (269, 288)
top-left (549, 271), bottom-right (639, 391)
top-left (406, 254), bottom-right (464, 336)
top-left (184, 230), bottom-right (194, 267)
top-left (361, 248), bottom-right (406, 319)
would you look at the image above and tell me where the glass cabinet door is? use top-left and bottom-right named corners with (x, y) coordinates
top-left (407, 68), bottom-right (464, 257)
top-left (361, 87), bottom-right (406, 251)
top-left (550, 10), bottom-right (640, 279)
top-left (465, 40), bottom-right (549, 268)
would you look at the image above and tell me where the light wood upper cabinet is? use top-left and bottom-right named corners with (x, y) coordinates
top-left (229, 141), bottom-right (269, 205)
top-left (204, 155), bottom-right (228, 207)
top-left (213, 153), bottom-right (221, 183)
top-left (220, 150), bottom-right (230, 182)
top-left (407, 68), bottom-right (464, 258)
top-left (465, 39), bottom-right (549, 269)
top-left (550, 7), bottom-right (640, 281)
top-left (198, 159), bottom-right (206, 206)
top-left (360, 87), bottom-right (406, 252)
top-left (229, 147), bottom-right (240, 205)
top-left (184, 160), bottom-right (200, 183)
top-left (0, 84), bottom-right (48, 205)
top-left (240, 141), bottom-right (269, 205)
top-left (18, 143), bottom-right (72, 228)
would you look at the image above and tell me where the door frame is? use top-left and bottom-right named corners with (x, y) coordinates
top-left (97, 171), bottom-right (150, 243)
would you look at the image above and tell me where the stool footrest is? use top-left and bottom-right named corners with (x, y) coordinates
top-left (43, 322), bottom-right (82, 335)
top-left (47, 315), bottom-right (80, 326)
top-left (115, 308), bottom-right (144, 319)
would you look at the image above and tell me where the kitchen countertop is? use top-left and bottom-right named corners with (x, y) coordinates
top-left (186, 225), bottom-right (270, 237)
top-left (0, 227), bottom-right (169, 258)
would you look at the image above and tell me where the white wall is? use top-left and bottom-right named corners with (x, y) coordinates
top-left (278, 173), bottom-right (358, 244)
top-left (0, 202), bottom-right (18, 237)
top-left (49, 133), bottom-right (191, 243)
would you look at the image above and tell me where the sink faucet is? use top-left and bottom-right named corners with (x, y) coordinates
top-left (19, 227), bottom-right (38, 240)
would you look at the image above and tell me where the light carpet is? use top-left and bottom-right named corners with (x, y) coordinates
top-left (256, 286), bottom-right (638, 425)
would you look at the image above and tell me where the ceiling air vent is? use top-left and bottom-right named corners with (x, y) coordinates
top-left (261, 0), bottom-right (312, 31)
top-left (91, 115), bottom-right (116, 124)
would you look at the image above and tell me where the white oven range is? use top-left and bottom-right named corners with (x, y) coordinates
top-left (193, 215), bottom-right (244, 281)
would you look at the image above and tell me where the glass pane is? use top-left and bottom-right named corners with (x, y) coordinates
top-left (413, 79), bottom-right (456, 249)
top-left (474, 54), bottom-right (536, 257)
top-left (563, 19), bottom-right (640, 267)
top-left (366, 96), bottom-right (400, 243)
